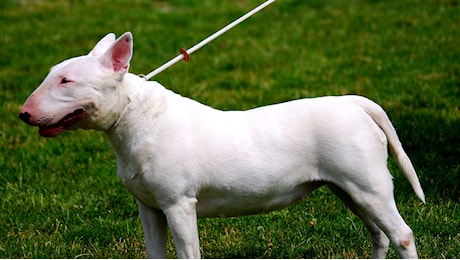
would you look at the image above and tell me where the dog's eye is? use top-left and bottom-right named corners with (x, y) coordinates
top-left (60, 78), bottom-right (72, 84)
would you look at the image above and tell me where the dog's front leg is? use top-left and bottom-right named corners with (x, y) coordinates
top-left (137, 200), bottom-right (168, 258)
top-left (163, 197), bottom-right (200, 259)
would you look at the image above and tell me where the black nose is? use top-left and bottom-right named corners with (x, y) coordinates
top-left (19, 111), bottom-right (31, 124)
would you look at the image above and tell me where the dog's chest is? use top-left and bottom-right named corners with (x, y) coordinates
top-left (114, 159), bottom-right (160, 208)
top-left (110, 139), bottom-right (166, 209)
top-left (123, 174), bottom-right (159, 208)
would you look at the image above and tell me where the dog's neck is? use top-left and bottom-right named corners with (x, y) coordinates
top-left (104, 73), bottom-right (170, 160)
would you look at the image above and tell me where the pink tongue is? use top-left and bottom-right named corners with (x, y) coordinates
top-left (37, 109), bottom-right (86, 137)
top-left (39, 125), bottom-right (65, 137)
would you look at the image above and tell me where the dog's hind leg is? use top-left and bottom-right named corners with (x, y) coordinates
top-left (137, 201), bottom-right (168, 258)
top-left (333, 170), bottom-right (418, 258)
top-left (163, 197), bottom-right (201, 259)
top-left (328, 183), bottom-right (390, 258)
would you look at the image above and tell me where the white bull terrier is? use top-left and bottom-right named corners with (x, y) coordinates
top-left (20, 32), bottom-right (425, 258)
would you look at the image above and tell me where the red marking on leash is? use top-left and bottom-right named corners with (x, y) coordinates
top-left (180, 48), bottom-right (190, 62)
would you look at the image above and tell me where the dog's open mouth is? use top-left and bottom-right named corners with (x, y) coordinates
top-left (39, 109), bottom-right (86, 137)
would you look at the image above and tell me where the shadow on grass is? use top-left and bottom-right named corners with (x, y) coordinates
top-left (391, 111), bottom-right (459, 202)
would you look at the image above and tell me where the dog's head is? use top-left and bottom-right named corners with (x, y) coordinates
top-left (19, 32), bottom-right (133, 137)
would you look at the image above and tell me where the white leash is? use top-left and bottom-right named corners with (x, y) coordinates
top-left (142, 0), bottom-right (276, 80)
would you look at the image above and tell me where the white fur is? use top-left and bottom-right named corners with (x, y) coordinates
top-left (20, 32), bottom-right (425, 258)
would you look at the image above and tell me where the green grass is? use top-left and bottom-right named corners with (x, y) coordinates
top-left (1, 0), bottom-right (459, 258)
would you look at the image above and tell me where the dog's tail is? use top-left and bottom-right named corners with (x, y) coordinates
top-left (351, 96), bottom-right (426, 203)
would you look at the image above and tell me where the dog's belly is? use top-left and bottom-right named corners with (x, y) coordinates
top-left (195, 181), bottom-right (325, 218)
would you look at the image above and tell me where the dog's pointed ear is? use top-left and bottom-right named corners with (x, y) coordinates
top-left (88, 33), bottom-right (116, 56)
top-left (100, 32), bottom-right (133, 75)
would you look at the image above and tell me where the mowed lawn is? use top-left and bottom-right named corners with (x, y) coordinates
top-left (1, 0), bottom-right (459, 258)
